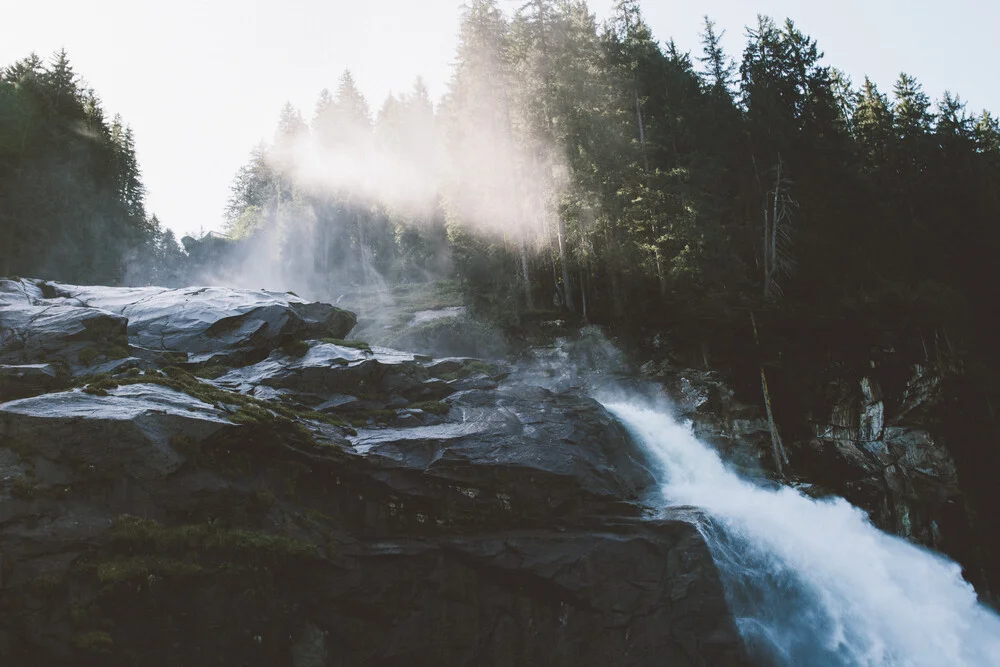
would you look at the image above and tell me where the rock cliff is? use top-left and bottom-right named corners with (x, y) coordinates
top-left (0, 279), bottom-right (747, 666)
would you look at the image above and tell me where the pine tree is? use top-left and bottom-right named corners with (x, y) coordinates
top-left (893, 73), bottom-right (933, 140)
top-left (853, 77), bottom-right (894, 169)
top-left (44, 48), bottom-right (80, 115)
top-left (699, 17), bottom-right (735, 95)
top-left (973, 111), bottom-right (1000, 156)
top-left (224, 142), bottom-right (277, 238)
top-left (313, 70), bottom-right (372, 153)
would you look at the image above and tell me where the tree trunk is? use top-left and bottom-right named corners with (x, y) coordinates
top-left (610, 269), bottom-right (624, 320)
top-left (769, 158), bottom-right (782, 295)
top-left (760, 366), bottom-right (789, 477)
top-left (606, 230), bottom-right (625, 320)
top-left (750, 311), bottom-right (789, 477)
top-left (653, 246), bottom-right (666, 296)
top-left (635, 91), bottom-right (650, 173)
top-left (635, 90), bottom-right (663, 296)
top-left (762, 194), bottom-right (771, 299)
top-left (357, 213), bottom-right (369, 287)
top-left (556, 216), bottom-right (574, 313)
top-left (519, 235), bottom-right (533, 309)
top-left (578, 210), bottom-right (590, 320)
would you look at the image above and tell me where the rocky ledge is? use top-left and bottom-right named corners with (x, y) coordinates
top-left (646, 354), bottom-right (993, 604)
top-left (0, 279), bottom-right (748, 666)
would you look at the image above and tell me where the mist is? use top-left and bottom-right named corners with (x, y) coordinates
top-left (178, 1), bottom-right (586, 321)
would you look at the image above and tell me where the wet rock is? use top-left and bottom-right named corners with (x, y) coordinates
top-left (214, 344), bottom-right (396, 397)
top-left (46, 283), bottom-right (357, 362)
top-left (0, 281), bottom-right (129, 367)
top-left (391, 409), bottom-right (423, 427)
top-left (0, 375), bottom-right (746, 666)
top-left (446, 374), bottom-right (500, 391)
top-left (658, 362), bottom-right (969, 565)
top-left (0, 364), bottom-right (67, 401)
top-left (0, 281), bottom-right (749, 665)
top-left (0, 383), bottom-right (234, 480)
top-left (0, 277), bottom-right (45, 304)
top-left (1, 278), bottom-right (357, 370)
top-left (792, 368), bottom-right (963, 553)
top-left (290, 622), bottom-right (326, 667)
top-left (424, 357), bottom-right (489, 376)
top-left (213, 343), bottom-right (459, 404)
top-left (349, 387), bottom-right (657, 518)
top-left (662, 369), bottom-right (776, 478)
top-left (385, 395), bottom-right (409, 409)
top-left (314, 394), bottom-right (361, 412)
top-left (296, 519), bottom-right (745, 667)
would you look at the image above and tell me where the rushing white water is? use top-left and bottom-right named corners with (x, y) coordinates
top-left (603, 400), bottom-right (1000, 667)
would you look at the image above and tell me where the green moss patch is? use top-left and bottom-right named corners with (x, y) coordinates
top-left (192, 364), bottom-right (229, 379)
top-left (348, 409), bottom-right (397, 427)
top-left (10, 477), bottom-right (37, 500)
top-left (250, 487), bottom-right (277, 510)
top-left (74, 631), bottom-right (113, 653)
top-left (79, 367), bottom-right (355, 438)
top-left (280, 338), bottom-right (311, 357)
top-left (287, 408), bottom-right (355, 434)
top-left (155, 351), bottom-right (189, 365)
top-left (76, 342), bottom-right (131, 367)
top-left (97, 556), bottom-right (204, 583)
top-left (435, 360), bottom-right (498, 382)
top-left (111, 516), bottom-right (317, 556)
top-left (106, 345), bottom-right (130, 360)
top-left (93, 516), bottom-right (319, 583)
top-left (77, 347), bottom-right (100, 365)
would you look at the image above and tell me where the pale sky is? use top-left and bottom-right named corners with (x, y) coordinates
top-left (4, 1), bottom-right (996, 237)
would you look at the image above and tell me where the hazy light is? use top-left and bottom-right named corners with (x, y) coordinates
top-left (3, 0), bottom-right (996, 236)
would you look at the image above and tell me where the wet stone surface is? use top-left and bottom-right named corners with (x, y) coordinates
top-left (0, 278), bottom-right (749, 666)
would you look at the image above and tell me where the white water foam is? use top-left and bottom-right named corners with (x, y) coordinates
top-left (603, 400), bottom-right (1000, 666)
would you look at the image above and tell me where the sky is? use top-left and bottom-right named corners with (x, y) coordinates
top-left (3, 0), bottom-right (997, 237)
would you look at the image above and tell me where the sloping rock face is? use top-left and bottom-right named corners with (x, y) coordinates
top-left (213, 343), bottom-right (453, 403)
top-left (0, 279), bottom-right (748, 666)
top-left (45, 281), bottom-right (358, 363)
top-left (1, 384), bottom-right (234, 480)
top-left (0, 278), bottom-right (355, 371)
top-left (349, 387), bottom-right (655, 524)
top-left (0, 279), bottom-right (129, 371)
top-left (795, 367), bottom-right (961, 546)
top-left (0, 364), bottom-right (67, 401)
top-left (646, 356), bottom-right (991, 604)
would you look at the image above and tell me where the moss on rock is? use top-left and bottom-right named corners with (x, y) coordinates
top-left (74, 631), bottom-right (113, 653)
top-left (93, 516), bottom-right (319, 582)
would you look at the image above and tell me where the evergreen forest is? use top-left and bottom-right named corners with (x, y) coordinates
top-left (3, 0), bottom-right (1000, 425)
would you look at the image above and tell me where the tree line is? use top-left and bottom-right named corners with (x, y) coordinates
top-left (224, 2), bottom-right (999, 346)
top-left (222, 5), bottom-right (1000, 537)
top-left (0, 50), bottom-right (183, 285)
top-left (5, 4), bottom-right (1000, 602)
top-left (4, 3), bottom-right (1000, 381)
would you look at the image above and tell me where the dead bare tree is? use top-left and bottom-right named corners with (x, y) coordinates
top-left (750, 310), bottom-right (790, 477)
top-left (757, 154), bottom-right (797, 300)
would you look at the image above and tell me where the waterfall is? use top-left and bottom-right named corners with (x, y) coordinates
top-left (602, 400), bottom-right (1000, 667)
